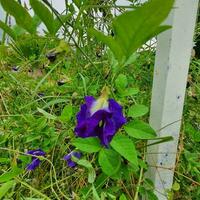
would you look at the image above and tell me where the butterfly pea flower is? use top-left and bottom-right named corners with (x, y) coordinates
top-left (64, 152), bottom-right (82, 168)
top-left (75, 87), bottom-right (127, 147)
top-left (26, 149), bottom-right (46, 171)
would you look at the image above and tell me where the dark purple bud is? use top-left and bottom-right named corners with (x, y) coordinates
top-left (26, 149), bottom-right (46, 171)
top-left (64, 151), bottom-right (82, 168)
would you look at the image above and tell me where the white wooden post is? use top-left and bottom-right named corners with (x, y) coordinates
top-left (146, 0), bottom-right (199, 199)
top-left (0, 5), bottom-right (4, 40)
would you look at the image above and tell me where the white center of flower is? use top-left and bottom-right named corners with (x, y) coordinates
top-left (90, 97), bottom-right (109, 115)
top-left (90, 86), bottom-right (110, 115)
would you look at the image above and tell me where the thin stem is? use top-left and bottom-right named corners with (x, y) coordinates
top-left (134, 150), bottom-right (145, 200)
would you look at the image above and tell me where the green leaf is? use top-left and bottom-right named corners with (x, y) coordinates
top-left (89, 0), bottom-right (174, 62)
top-left (32, 15), bottom-right (42, 29)
top-left (119, 88), bottom-right (139, 97)
top-left (12, 24), bottom-right (26, 36)
top-left (0, 180), bottom-right (15, 199)
top-left (77, 159), bottom-right (92, 169)
top-left (115, 74), bottom-right (128, 91)
top-left (124, 120), bottom-right (156, 139)
top-left (124, 53), bottom-right (138, 66)
top-left (72, 137), bottom-right (102, 153)
top-left (88, 28), bottom-right (125, 62)
top-left (110, 134), bottom-right (138, 167)
top-left (92, 185), bottom-right (101, 200)
top-left (120, 194), bottom-right (127, 200)
top-left (98, 149), bottom-right (121, 176)
top-left (0, 20), bottom-right (16, 40)
top-left (147, 191), bottom-right (158, 200)
top-left (185, 123), bottom-right (200, 142)
top-left (54, 14), bottom-right (72, 34)
top-left (73, 0), bottom-right (82, 8)
top-left (59, 104), bottom-right (73, 122)
top-left (88, 168), bottom-right (96, 184)
top-left (0, 158), bottom-right (10, 164)
top-left (30, 0), bottom-right (55, 34)
top-left (0, 0), bottom-right (36, 34)
top-left (0, 167), bottom-right (23, 183)
top-left (113, 0), bottom-right (174, 58)
top-left (172, 181), bottom-right (180, 191)
top-left (42, 99), bottom-right (67, 110)
top-left (37, 108), bottom-right (57, 120)
top-left (76, 159), bottom-right (96, 183)
top-left (25, 135), bottom-right (41, 143)
top-left (128, 104), bottom-right (149, 118)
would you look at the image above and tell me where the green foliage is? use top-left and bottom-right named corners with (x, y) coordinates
top-left (119, 194), bottom-right (127, 200)
top-left (115, 74), bottom-right (128, 92)
top-left (72, 138), bottom-right (102, 153)
top-left (30, 0), bottom-right (55, 34)
top-left (185, 123), bottom-right (200, 142)
top-left (54, 14), bottom-right (72, 34)
top-left (110, 134), bottom-right (138, 167)
top-left (0, 20), bottom-right (16, 41)
top-left (172, 181), bottom-right (180, 191)
top-left (125, 120), bottom-right (156, 139)
top-left (37, 108), bottom-right (57, 120)
top-left (59, 104), bottom-right (73, 122)
top-left (76, 159), bottom-right (96, 183)
top-left (98, 149), bottom-right (121, 176)
top-left (0, 0), bottom-right (37, 34)
top-left (115, 74), bottom-right (139, 97)
top-left (128, 104), bottom-right (149, 118)
top-left (0, 0), bottom-right (193, 199)
top-left (29, 0), bottom-right (70, 35)
top-left (0, 181), bottom-right (15, 200)
top-left (89, 0), bottom-right (174, 63)
top-left (0, 167), bottom-right (22, 183)
top-left (92, 185), bottom-right (101, 200)
top-left (0, 0), bottom-right (70, 38)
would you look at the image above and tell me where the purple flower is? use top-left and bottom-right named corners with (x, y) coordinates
top-left (26, 149), bottom-right (46, 171)
top-left (64, 152), bottom-right (82, 168)
top-left (75, 87), bottom-right (126, 147)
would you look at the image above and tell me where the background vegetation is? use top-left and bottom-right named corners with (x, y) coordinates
top-left (0, 0), bottom-right (199, 199)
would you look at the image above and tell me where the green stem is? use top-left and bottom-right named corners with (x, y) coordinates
top-left (134, 151), bottom-right (145, 200)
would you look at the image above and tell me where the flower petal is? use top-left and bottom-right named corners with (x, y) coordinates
top-left (108, 99), bottom-right (127, 130)
top-left (27, 149), bottom-right (45, 156)
top-left (76, 96), bottom-right (96, 123)
top-left (26, 149), bottom-right (45, 171)
top-left (85, 96), bottom-right (96, 110)
top-left (27, 158), bottom-right (41, 171)
top-left (75, 96), bottom-right (126, 147)
top-left (100, 118), bottom-right (116, 147)
top-left (64, 152), bottom-right (81, 168)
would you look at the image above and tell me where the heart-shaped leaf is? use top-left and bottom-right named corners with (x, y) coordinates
top-left (124, 120), bottom-right (156, 139)
top-left (98, 149), bottom-right (121, 176)
top-left (73, 137), bottom-right (102, 153)
top-left (128, 104), bottom-right (149, 118)
top-left (111, 134), bottom-right (138, 167)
